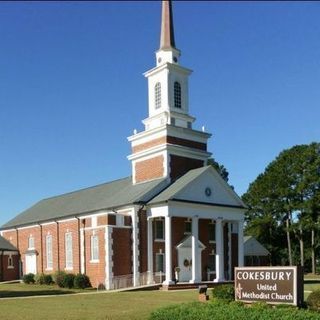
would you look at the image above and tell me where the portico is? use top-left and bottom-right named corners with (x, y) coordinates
top-left (144, 165), bottom-right (246, 287)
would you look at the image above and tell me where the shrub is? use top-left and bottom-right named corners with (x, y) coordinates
top-left (212, 284), bottom-right (235, 302)
top-left (53, 271), bottom-right (66, 288)
top-left (149, 302), bottom-right (320, 320)
top-left (62, 273), bottom-right (75, 289)
top-left (22, 273), bottom-right (35, 284)
top-left (35, 273), bottom-right (46, 285)
top-left (74, 274), bottom-right (91, 289)
top-left (43, 274), bottom-right (53, 285)
top-left (307, 290), bottom-right (320, 311)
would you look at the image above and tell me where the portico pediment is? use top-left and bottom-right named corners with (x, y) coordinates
top-left (176, 235), bottom-right (206, 250)
top-left (148, 166), bottom-right (245, 208)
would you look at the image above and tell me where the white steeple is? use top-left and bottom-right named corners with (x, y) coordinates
top-left (143, 0), bottom-right (195, 131)
top-left (128, 0), bottom-right (211, 185)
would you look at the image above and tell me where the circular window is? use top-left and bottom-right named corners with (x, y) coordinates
top-left (173, 56), bottom-right (178, 62)
top-left (205, 187), bottom-right (212, 197)
top-left (158, 57), bottom-right (162, 63)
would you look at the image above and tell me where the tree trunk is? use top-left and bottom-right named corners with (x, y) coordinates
top-left (299, 224), bottom-right (304, 267)
top-left (286, 216), bottom-right (293, 265)
top-left (311, 228), bottom-right (316, 274)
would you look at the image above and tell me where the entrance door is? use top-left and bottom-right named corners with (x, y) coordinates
top-left (25, 254), bottom-right (37, 274)
top-left (178, 248), bottom-right (192, 282)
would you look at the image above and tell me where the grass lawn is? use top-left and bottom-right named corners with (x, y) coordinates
top-left (0, 287), bottom-right (197, 320)
top-left (1, 278), bottom-right (320, 320)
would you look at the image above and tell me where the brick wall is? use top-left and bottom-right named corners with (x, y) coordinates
top-left (112, 228), bottom-right (132, 276)
top-left (0, 253), bottom-right (20, 281)
top-left (135, 155), bottom-right (164, 183)
top-left (84, 228), bottom-right (106, 287)
top-left (170, 155), bottom-right (204, 180)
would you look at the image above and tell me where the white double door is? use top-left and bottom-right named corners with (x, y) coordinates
top-left (25, 254), bottom-right (37, 274)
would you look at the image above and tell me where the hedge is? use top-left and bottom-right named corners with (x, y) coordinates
top-left (149, 301), bottom-right (320, 320)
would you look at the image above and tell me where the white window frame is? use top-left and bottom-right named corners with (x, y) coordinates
top-left (7, 254), bottom-right (14, 269)
top-left (65, 232), bottom-right (73, 270)
top-left (154, 219), bottom-right (165, 241)
top-left (28, 236), bottom-right (35, 249)
top-left (155, 253), bottom-right (165, 273)
top-left (90, 234), bottom-right (99, 262)
top-left (46, 235), bottom-right (53, 270)
top-left (155, 82), bottom-right (161, 109)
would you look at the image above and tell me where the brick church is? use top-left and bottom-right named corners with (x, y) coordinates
top-left (0, 1), bottom-right (245, 289)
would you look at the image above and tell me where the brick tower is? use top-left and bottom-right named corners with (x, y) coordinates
top-left (128, 0), bottom-right (212, 184)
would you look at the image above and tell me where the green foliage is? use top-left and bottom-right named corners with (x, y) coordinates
top-left (243, 142), bottom-right (320, 269)
top-left (62, 273), bottom-right (75, 289)
top-left (251, 301), bottom-right (271, 310)
top-left (53, 271), bottom-right (66, 288)
top-left (307, 290), bottom-right (320, 311)
top-left (211, 284), bottom-right (234, 302)
top-left (207, 158), bottom-right (229, 183)
top-left (22, 273), bottom-right (35, 284)
top-left (34, 273), bottom-right (52, 285)
top-left (73, 274), bottom-right (91, 289)
top-left (149, 302), bottom-right (320, 320)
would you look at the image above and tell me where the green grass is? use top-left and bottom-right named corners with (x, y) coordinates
top-left (0, 287), bottom-right (197, 320)
top-left (1, 279), bottom-right (320, 320)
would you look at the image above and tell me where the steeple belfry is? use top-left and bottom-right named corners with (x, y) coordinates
top-left (160, 0), bottom-right (176, 50)
top-left (128, 0), bottom-right (212, 185)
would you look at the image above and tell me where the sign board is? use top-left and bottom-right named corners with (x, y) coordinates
top-left (234, 266), bottom-right (303, 306)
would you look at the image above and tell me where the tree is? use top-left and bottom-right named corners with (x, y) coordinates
top-left (243, 142), bottom-right (320, 270)
top-left (207, 158), bottom-right (229, 182)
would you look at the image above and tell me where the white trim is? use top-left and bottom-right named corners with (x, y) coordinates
top-left (1, 251), bottom-right (18, 255)
top-left (214, 218), bottom-right (225, 282)
top-left (132, 209), bottom-right (140, 286)
top-left (105, 226), bottom-right (113, 290)
top-left (57, 217), bottom-right (78, 223)
top-left (17, 225), bottom-right (40, 231)
top-left (40, 221), bottom-right (56, 226)
top-left (163, 216), bottom-right (174, 285)
top-left (80, 228), bottom-right (85, 274)
top-left (228, 223), bottom-right (232, 280)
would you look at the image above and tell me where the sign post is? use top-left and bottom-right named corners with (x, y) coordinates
top-left (235, 266), bottom-right (303, 306)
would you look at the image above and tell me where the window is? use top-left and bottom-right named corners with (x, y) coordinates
top-left (46, 235), bottom-right (53, 270)
top-left (155, 253), bottom-right (164, 273)
top-left (8, 254), bottom-right (14, 269)
top-left (91, 234), bottom-right (99, 261)
top-left (155, 82), bottom-right (161, 109)
top-left (155, 219), bottom-right (164, 240)
top-left (28, 236), bottom-right (35, 249)
top-left (174, 81), bottom-right (181, 108)
top-left (208, 253), bottom-right (216, 272)
top-left (208, 222), bottom-right (216, 242)
top-left (184, 219), bottom-right (192, 234)
top-left (65, 233), bottom-right (73, 269)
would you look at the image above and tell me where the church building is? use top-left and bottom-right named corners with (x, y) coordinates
top-left (0, 1), bottom-right (246, 289)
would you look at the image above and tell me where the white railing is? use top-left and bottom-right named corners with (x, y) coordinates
top-left (105, 271), bottom-right (163, 291)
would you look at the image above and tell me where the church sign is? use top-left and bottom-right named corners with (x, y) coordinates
top-left (235, 266), bottom-right (303, 306)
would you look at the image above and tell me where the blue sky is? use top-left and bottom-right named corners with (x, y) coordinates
top-left (0, 1), bottom-right (319, 226)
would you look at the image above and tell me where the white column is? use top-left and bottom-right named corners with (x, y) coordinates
top-left (214, 218), bottom-right (225, 282)
top-left (238, 220), bottom-right (244, 267)
top-left (132, 210), bottom-right (140, 287)
top-left (147, 217), bottom-right (154, 284)
top-left (80, 228), bottom-right (85, 274)
top-left (105, 226), bottom-right (113, 290)
top-left (228, 223), bottom-right (232, 280)
top-left (190, 216), bottom-right (200, 283)
top-left (163, 216), bottom-right (174, 285)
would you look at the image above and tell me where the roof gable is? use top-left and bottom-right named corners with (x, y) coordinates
top-left (0, 235), bottom-right (18, 251)
top-left (149, 166), bottom-right (245, 208)
top-left (244, 236), bottom-right (270, 256)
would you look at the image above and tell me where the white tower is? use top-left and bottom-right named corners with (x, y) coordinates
top-left (128, 0), bottom-right (211, 184)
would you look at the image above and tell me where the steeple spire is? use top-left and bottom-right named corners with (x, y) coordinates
top-left (160, 0), bottom-right (176, 50)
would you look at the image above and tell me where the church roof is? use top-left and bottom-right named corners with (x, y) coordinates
top-left (0, 235), bottom-right (18, 251)
top-left (1, 177), bottom-right (169, 230)
top-left (244, 236), bottom-right (270, 256)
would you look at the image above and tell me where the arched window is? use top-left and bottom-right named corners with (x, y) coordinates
top-left (155, 82), bottom-right (161, 109)
top-left (174, 81), bottom-right (181, 108)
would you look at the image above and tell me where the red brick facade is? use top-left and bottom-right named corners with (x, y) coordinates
top-left (0, 253), bottom-right (19, 281)
top-left (170, 155), bottom-right (204, 180)
top-left (135, 155), bottom-right (164, 183)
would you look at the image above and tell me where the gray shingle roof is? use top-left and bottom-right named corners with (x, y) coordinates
top-left (1, 176), bottom-right (169, 230)
top-left (0, 235), bottom-right (18, 251)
